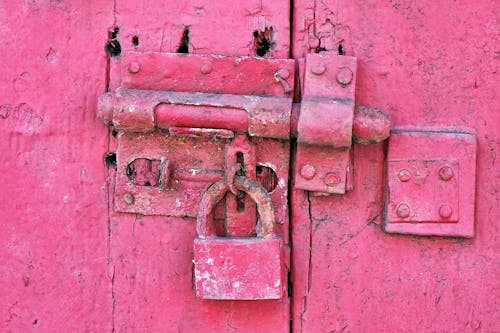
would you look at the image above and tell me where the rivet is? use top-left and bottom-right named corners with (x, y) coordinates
top-left (398, 169), bottom-right (411, 182)
top-left (200, 63), bottom-right (212, 75)
top-left (336, 67), bottom-right (353, 85)
top-left (396, 203), bottom-right (410, 218)
top-left (311, 62), bottom-right (326, 75)
top-left (300, 164), bottom-right (316, 180)
top-left (439, 166), bottom-right (454, 181)
top-left (439, 204), bottom-right (453, 219)
top-left (276, 68), bottom-right (290, 80)
top-left (123, 193), bottom-right (134, 205)
top-left (308, 37), bottom-right (320, 49)
top-left (324, 172), bottom-right (341, 186)
top-left (128, 62), bottom-right (141, 74)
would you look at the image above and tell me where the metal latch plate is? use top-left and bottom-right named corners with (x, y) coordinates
top-left (385, 131), bottom-right (476, 237)
top-left (114, 132), bottom-right (290, 227)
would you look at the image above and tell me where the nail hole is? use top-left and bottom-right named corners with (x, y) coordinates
top-left (177, 27), bottom-right (190, 53)
top-left (253, 27), bottom-right (274, 57)
top-left (111, 129), bottom-right (118, 137)
top-left (104, 152), bottom-right (116, 166)
top-left (132, 35), bottom-right (139, 47)
top-left (105, 27), bottom-right (121, 57)
top-left (110, 27), bottom-right (119, 39)
top-left (105, 40), bottom-right (121, 56)
top-left (338, 43), bottom-right (345, 55)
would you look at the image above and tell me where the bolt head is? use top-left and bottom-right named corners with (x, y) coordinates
top-left (398, 169), bottom-right (411, 182)
top-left (308, 37), bottom-right (320, 49)
top-left (123, 193), bottom-right (134, 205)
top-left (336, 67), bottom-right (353, 85)
top-left (324, 172), bottom-right (341, 186)
top-left (311, 62), bottom-right (326, 75)
top-left (276, 68), bottom-right (290, 80)
top-left (200, 63), bottom-right (212, 75)
top-left (396, 203), bottom-right (411, 218)
top-left (439, 204), bottom-right (453, 219)
top-left (300, 164), bottom-right (316, 180)
top-left (439, 166), bottom-right (454, 181)
top-left (128, 62), bottom-right (141, 74)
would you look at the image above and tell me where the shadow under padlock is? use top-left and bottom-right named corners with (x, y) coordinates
top-left (193, 175), bottom-right (285, 300)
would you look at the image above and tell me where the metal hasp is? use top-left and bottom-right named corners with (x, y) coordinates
top-left (98, 51), bottom-right (292, 301)
top-left (98, 52), bottom-right (294, 221)
top-left (385, 131), bottom-right (477, 237)
top-left (294, 53), bottom-right (391, 194)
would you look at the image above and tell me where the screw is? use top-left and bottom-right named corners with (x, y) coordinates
top-left (300, 164), bottom-right (316, 180)
top-left (200, 63), bottom-right (212, 75)
top-left (308, 37), bottom-right (320, 49)
top-left (311, 62), bottom-right (326, 75)
top-left (128, 62), bottom-right (141, 74)
top-left (398, 169), bottom-right (411, 182)
top-left (123, 193), bottom-right (134, 205)
top-left (336, 67), bottom-right (353, 85)
top-left (396, 203), bottom-right (410, 218)
top-left (439, 205), bottom-right (453, 219)
top-left (324, 172), bottom-right (341, 186)
top-left (276, 68), bottom-right (290, 80)
top-left (439, 166), bottom-right (454, 181)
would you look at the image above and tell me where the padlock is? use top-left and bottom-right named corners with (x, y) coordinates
top-left (193, 175), bottom-right (284, 300)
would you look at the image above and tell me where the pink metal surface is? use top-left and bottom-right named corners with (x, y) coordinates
top-left (1, 0), bottom-right (498, 332)
top-left (121, 52), bottom-right (295, 98)
top-left (385, 131), bottom-right (476, 237)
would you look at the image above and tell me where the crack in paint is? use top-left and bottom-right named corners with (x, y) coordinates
top-left (107, 3), bottom-right (117, 332)
top-left (299, 192), bottom-right (314, 333)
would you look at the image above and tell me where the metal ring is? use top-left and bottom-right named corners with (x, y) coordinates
top-left (196, 176), bottom-right (276, 239)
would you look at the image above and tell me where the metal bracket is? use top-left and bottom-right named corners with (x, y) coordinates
top-left (384, 131), bottom-right (477, 238)
top-left (294, 53), bottom-right (390, 194)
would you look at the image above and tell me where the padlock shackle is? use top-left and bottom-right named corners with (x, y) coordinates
top-left (196, 176), bottom-right (276, 239)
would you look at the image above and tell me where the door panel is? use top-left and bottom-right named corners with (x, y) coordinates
top-left (291, 1), bottom-right (498, 332)
top-left (0, 1), bottom-right (113, 331)
top-left (108, 1), bottom-right (291, 331)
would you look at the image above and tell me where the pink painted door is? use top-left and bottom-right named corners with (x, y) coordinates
top-left (1, 1), bottom-right (498, 333)
top-left (290, 1), bottom-right (498, 332)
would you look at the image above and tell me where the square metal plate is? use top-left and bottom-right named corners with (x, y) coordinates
top-left (385, 131), bottom-right (476, 237)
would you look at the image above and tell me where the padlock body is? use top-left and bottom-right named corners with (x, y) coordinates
top-left (193, 237), bottom-right (284, 300)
